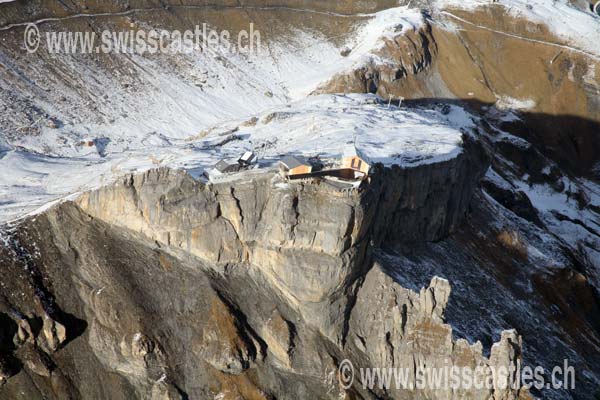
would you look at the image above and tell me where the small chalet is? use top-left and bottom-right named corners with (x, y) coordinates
top-left (215, 159), bottom-right (242, 173)
top-left (203, 158), bottom-right (241, 182)
top-left (203, 151), bottom-right (257, 182)
top-left (279, 155), bottom-right (312, 178)
top-left (341, 145), bottom-right (370, 179)
top-left (238, 151), bottom-right (256, 167)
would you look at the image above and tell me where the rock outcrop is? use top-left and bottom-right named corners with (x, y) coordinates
top-left (315, 22), bottom-right (441, 98)
top-left (0, 137), bottom-right (521, 399)
top-left (74, 139), bottom-right (487, 344)
top-left (348, 264), bottom-right (528, 400)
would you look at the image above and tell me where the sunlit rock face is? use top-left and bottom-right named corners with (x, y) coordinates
top-left (0, 135), bottom-right (499, 399)
top-left (1, 0), bottom-right (600, 399)
top-left (74, 137), bottom-right (486, 338)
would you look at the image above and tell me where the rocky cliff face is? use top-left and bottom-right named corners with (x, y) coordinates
top-left (74, 139), bottom-right (487, 343)
top-left (1, 0), bottom-right (600, 399)
top-left (348, 266), bottom-right (527, 400)
top-left (0, 139), bottom-right (534, 399)
top-left (314, 16), bottom-right (600, 393)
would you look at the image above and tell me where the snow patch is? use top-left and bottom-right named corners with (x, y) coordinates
top-left (495, 96), bottom-right (536, 111)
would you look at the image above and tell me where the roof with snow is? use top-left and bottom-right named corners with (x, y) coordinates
top-left (215, 159), bottom-right (241, 173)
top-left (280, 155), bottom-right (310, 169)
top-left (239, 151), bottom-right (255, 164)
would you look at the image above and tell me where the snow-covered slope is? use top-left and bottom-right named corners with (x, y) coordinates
top-left (0, 6), bottom-right (433, 222)
top-left (0, 94), bottom-right (473, 222)
top-left (0, 7), bottom-right (424, 157)
top-left (211, 94), bottom-right (467, 166)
